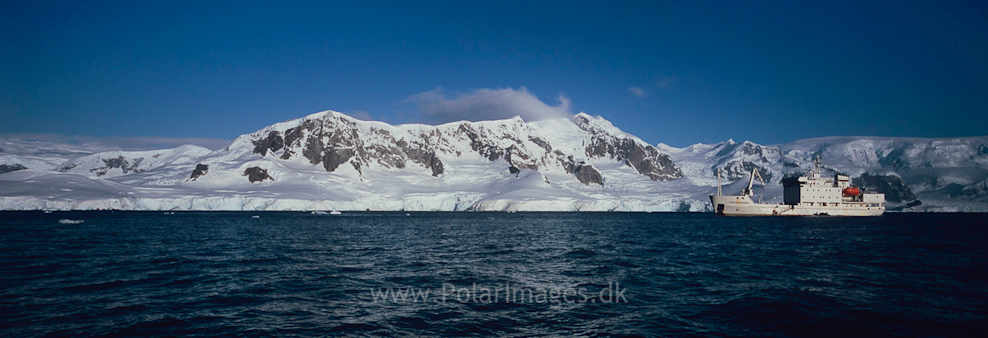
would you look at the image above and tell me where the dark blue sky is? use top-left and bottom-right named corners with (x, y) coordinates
top-left (2, 1), bottom-right (986, 147)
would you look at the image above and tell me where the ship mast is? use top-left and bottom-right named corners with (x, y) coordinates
top-left (716, 168), bottom-right (722, 196)
top-left (813, 155), bottom-right (822, 177)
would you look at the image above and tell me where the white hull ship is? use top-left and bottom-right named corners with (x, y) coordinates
top-left (710, 157), bottom-right (885, 216)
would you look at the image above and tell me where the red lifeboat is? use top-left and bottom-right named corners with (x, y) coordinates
top-left (843, 187), bottom-right (861, 196)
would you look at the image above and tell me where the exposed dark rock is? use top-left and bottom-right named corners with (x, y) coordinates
top-left (89, 156), bottom-right (144, 176)
top-left (528, 136), bottom-right (552, 152)
top-left (281, 127), bottom-right (305, 159)
top-left (405, 146), bottom-right (444, 176)
top-left (366, 144), bottom-right (406, 169)
top-left (574, 164), bottom-right (603, 186)
top-left (585, 137), bottom-right (682, 181)
top-left (853, 173), bottom-right (916, 202)
top-left (904, 200), bottom-right (923, 208)
top-left (505, 145), bottom-right (539, 171)
top-left (558, 155), bottom-right (581, 175)
top-left (283, 127), bottom-right (303, 147)
top-left (351, 160), bottom-right (362, 176)
top-left (457, 124), bottom-right (503, 161)
top-left (243, 166), bottom-right (272, 183)
top-left (189, 164), bottom-right (208, 181)
top-left (252, 131), bottom-right (284, 156)
top-left (508, 166), bottom-right (520, 175)
top-left (428, 154), bottom-right (444, 176)
top-left (739, 142), bottom-right (764, 157)
top-left (783, 162), bottom-right (800, 168)
top-left (261, 115), bottom-right (449, 175)
top-left (322, 148), bottom-right (355, 172)
top-left (0, 163), bottom-right (27, 174)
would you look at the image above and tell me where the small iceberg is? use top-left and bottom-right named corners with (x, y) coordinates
top-left (58, 219), bottom-right (84, 225)
top-left (251, 215), bottom-right (261, 219)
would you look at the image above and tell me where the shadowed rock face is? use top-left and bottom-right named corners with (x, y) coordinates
top-left (427, 152), bottom-right (444, 176)
top-left (0, 163), bottom-right (27, 174)
top-left (505, 145), bottom-right (539, 171)
top-left (574, 164), bottom-right (603, 185)
top-left (243, 166), bottom-right (272, 183)
top-left (555, 155), bottom-right (601, 185)
top-left (322, 148), bottom-right (355, 172)
top-left (853, 173), bottom-right (916, 202)
top-left (252, 131), bottom-right (284, 156)
top-left (585, 136), bottom-right (681, 181)
top-left (189, 164), bottom-right (208, 181)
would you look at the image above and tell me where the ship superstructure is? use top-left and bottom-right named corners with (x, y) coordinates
top-left (710, 156), bottom-right (885, 216)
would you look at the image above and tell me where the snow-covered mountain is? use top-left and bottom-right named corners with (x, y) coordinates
top-left (660, 136), bottom-right (988, 211)
top-left (2, 111), bottom-right (987, 211)
top-left (0, 112), bottom-right (693, 211)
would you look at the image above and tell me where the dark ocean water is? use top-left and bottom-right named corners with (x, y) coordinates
top-left (1, 212), bottom-right (987, 337)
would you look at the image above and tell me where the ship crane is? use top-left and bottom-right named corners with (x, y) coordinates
top-left (741, 167), bottom-right (766, 197)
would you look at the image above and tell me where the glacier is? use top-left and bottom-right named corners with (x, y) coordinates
top-left (2, 111), bottom-right (987, 212)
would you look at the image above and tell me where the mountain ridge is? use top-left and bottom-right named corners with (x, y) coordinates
top-left (2, 111), bottom-right (987, 211)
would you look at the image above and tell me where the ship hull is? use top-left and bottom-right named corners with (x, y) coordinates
top-left (710, 195), bottom-right (884, 216)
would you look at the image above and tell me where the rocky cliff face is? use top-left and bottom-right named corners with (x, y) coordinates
top-left (573, 114), bottom-right (682, 181)
top-left (249, 114), bottom-right (446, 177)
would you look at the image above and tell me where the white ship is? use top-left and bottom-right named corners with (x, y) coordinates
top-left (710, 156), bottom-right (885, 216)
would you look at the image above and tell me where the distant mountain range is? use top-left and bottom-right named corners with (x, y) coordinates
top-left (2, 111), bottom-right (987, 211)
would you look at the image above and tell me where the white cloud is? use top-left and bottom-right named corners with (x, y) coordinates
top-left (628, 87), bottom-right (647, 98)
top-left (407, 87), bottom-right (572, 123)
